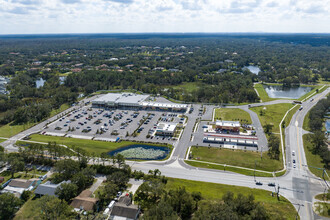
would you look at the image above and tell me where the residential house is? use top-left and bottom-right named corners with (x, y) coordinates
top-left (71, 190), bottom-right (99, 212)
top-left (1, 178), bottom-right (40, 197)
top-left (110, 196), bottom-right (140, 220)
top-left (34, 180), bottom-right (70, 197)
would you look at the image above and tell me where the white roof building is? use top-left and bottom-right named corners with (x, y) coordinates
top-left (156, 123), bottom-right (178, 136)
top-left (92, 93), bottom-right (149, 107)
top-left (215, 120), bottom-right (241, 128)
top-left (92, 93), bottom-right (187, 112)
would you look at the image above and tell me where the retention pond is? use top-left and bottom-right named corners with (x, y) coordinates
top-left (108, 144), bottom-right (170, 160)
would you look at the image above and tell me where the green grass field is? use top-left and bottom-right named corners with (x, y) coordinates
top-left (189, 146), bottom-right (283, 172)
top-left (172, 82), bottom-right (202, 93)
top-left (254, 83), bottom-right (277, 102)
top-left (214, 108), bottom-right (252, 124)
top-left (0, 138), bottom-right (7, 143)
top-left (185, 160), bottom-right (274, 177)
top-left (165, 178), bottom-right (298, 220)
top-left (302, 134), bottom-right (330, 178)
top-left (0, 122), bottom-right (37, 138)
top-left (0, 104), bottom-right (70, 138)
top-left (251, 103), bottom-right (294, 133)
top-left (25, 134), bottom-right (170, 156)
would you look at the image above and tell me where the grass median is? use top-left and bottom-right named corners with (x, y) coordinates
top-left (188, 146), bottom-right (283, 172)
top-left (185, 160), bottom-right (274, 177)
top-left (214, 108), bottom-right (252, 124)
top-left (165, 178), bottom-right (298, 220)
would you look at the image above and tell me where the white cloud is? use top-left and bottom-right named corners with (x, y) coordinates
top-left (0, 0), bottom-right (329, 34)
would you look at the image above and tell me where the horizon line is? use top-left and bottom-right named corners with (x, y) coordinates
top-left (1, 32), bottom-right (330, 36)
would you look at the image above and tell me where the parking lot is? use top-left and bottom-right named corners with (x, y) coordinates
top-left (42, 105), bottom-right (186, 145)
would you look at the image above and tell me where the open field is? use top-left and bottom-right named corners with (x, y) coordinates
top-left (165, 178), bottom-right (298, 220)
top-left (0, 122), bottom-right (37, 138)
top-left (24, 134), bottom-right (170, 156)
top-left (214, 108), bottom-right (252, 124)
top-left (303, 134), bottom-right (330, 178)
top-left (254, 83), bottom-right (277, 102)
top-left (188, 146), bottom-right (283, 172)
top-left (0, 103), bottom-right (70, 138)
top-left (172, 82), bottom-right (202, 93)
top-left (251, 103), bottom-right (294, 134)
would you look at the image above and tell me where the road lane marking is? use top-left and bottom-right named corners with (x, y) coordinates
top-left (296, 110), bottom-right (303, 171)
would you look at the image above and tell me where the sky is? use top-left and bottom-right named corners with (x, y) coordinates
top-left (0, 0), bottom-right (329, 34)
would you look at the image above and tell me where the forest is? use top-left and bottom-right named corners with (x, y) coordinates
top-left (307, 95), bottom-right (330, 169)
top-left (0, 34), bottom-right (329, 126)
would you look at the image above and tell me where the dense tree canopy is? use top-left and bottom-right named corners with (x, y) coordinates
top-left (1, 34), bottom-right (329, 126)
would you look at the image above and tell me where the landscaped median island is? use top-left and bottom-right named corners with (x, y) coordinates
top-left (214, 108), bottom-right (252, 124)
top-left (18, 134), bottom-right (172, 160)
top-left (313, 202), bottom-right (330, 218)
top-left (165, 178), bottom-right (298, 220)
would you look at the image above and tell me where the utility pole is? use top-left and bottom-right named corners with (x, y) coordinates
top-left (277, 185), bottom-right (280, 201)
top-left (254, 160), bottom-right (256, 182)
top-left (292, 203), bottom-right (304, 220)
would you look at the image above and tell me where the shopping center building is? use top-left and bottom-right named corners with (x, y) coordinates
top-left (92, 93), bottom-right (188, 112)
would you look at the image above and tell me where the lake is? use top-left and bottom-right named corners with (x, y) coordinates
top-left (108, 144), bottom-right (170, 160)
top-left (36, 78), bottom-right (46, 88)
top-left (263, 85), bottom-right (313, 99)
top-left (243, 65), bottom-right (260, 75)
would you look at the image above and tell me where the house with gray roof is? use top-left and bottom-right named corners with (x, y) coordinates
top-left (34, 180), bottom-right (70, 197)
top-left (110, 196), bottom-right (140, 220)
